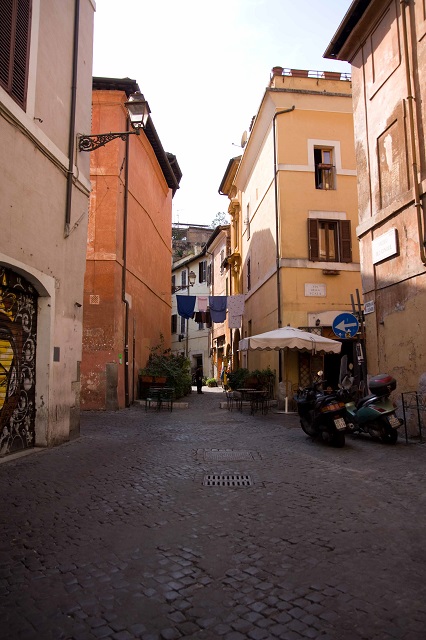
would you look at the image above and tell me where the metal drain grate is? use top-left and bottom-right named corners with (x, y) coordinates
top-left (202, 473), bottom-right (253, 487)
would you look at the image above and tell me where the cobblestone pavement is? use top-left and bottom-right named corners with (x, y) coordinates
top-left (1, 387), bottom-right (426, 640)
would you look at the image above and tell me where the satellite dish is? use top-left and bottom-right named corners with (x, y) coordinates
top-left (241, 131), bottom-right (248, 148)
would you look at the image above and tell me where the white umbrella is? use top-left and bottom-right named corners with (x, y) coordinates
top-left (238, 326), bottom-right (341, 354)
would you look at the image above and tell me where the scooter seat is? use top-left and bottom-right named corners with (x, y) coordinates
top-left (356, 394), bottom-right (377, 409)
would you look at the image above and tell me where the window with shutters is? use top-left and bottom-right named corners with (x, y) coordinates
top-left (171, 314), bottom-right (177, 334)
top-left (180, 316), bottom-right (186, 334)
top-left (308, 219), bottom-right (352, 263)
top-left (0, 0), bottom-right (32, 109)
top-left (247, 257), bottom-right (251, 291)
top-left (207, 262), bottom-right (212, 287)
top-left (314, 148), bottom-right (335, 190)
top-left (181, 270), bottom-right (187, 287)
top-left (199, 260), bottom-right (207, 283)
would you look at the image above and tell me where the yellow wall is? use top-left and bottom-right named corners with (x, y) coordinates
top-left (233, 73), bottom-right (361, 392)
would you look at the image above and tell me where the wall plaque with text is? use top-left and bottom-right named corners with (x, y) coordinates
top-left (304, 283), bottom-right (326, 297)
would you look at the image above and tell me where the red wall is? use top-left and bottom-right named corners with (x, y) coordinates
top-left (81, 90), bottom-right (173, 410)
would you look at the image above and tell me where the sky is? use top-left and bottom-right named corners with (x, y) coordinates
top-left (92, 0), bottom-right (353, 227)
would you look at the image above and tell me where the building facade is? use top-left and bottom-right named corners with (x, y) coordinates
top-left (205, 225), bottom-right (232, 381)
top-left (325, 0), bottom-right (426, 429)
top-left (220, 67), bottom-right (362, 395)
top-left (0, 0), bottom-right (95, 456)
top-left (171, 253), bottom-right (210, 378)
top-left (81, 77), bottom-right (181, 410)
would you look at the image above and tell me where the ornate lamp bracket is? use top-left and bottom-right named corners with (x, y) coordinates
top-left (78, 130), bottom-right (140, 152)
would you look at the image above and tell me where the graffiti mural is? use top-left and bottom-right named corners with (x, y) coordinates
top-left (0, 268), bottom-right (37, 456)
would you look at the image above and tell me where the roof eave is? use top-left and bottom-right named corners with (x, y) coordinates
top-left (92, 77), bottom-right (182, 194)
top-left (323, 0), bottom-right (372, 60)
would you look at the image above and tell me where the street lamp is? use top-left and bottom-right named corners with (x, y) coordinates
top-left (172, 270), bottom-right (196, 293)
top-left (78, 92), bottom-right (151, 152)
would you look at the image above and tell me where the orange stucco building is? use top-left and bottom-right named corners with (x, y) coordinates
top-left (81, 78), bottom-right (181, 410)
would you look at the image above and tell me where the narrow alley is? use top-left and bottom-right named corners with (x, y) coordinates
top-left (1, 387), bottom-right (425, 640)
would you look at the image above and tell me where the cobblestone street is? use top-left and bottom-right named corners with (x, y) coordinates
top-left (1, 386), bottom-right (426, 640)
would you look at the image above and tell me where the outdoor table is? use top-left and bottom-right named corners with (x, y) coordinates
top-left (238, 389), bottom-right (269, 415)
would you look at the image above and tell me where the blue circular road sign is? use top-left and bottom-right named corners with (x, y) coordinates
top-left (332, 313), bottom-right (359, 339)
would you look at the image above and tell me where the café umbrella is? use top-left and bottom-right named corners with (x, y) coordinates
top-left (238, 326), bottom-right (342, 354)
top-left (238, 326), bottom-right (341, 413)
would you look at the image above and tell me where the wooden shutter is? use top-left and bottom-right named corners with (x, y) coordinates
top-left (339, 220), bottom-right (352, 263)
top-left (0, 0), bottom-right (31, 108)
top-left (308, 219), bottom-right (319, 261)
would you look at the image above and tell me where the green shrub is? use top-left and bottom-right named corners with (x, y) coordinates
top-left (206, 377), bottom-right (218, 387)
top-left (227, 367), bottom-right (276, 395)
top-left (139, 335), bottom-right (191, 398)
top-left (227, 368), bottom-right (249, 390)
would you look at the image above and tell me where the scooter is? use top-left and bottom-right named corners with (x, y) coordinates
top-left (295, 372), bottom-right (352, 448)
top-left (341, 372), bottom-right (403, 444)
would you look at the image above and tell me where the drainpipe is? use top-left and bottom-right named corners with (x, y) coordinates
top-left (400, 0), bottom-right (426, 264)
top-left (273, 106), bottom-right (295, 381)
top-left (185, 266), bottom-right (190, 359)
top-left (122, 121), bottom-right (130, 407)
top-left (64, 0), bottom-right (80, 237)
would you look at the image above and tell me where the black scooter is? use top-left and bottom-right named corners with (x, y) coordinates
top-left (295, 372), bottom-right (352, 448)
top-left (340, 371), bottom-right (403, 444)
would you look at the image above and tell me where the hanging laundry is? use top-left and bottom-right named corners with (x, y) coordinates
top-left (228, 293), bottom-right (245, 329)
top-left (227, 294), bottom-right (245, 317)
top-left (228, 315), bottom-right (243, 329)
top-left (209, 296), bottom-right (227, 323)
top-left (194, 310), bottom-right (211, 326)
top-left (197, 296), bottom-right (208, 312)
top-left (176, 295), bottom-right (196, 319)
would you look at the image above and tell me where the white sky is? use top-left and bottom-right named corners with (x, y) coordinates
top-left (92, 0), bottom-right (353, 226)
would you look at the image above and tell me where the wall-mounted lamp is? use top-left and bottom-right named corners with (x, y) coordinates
top-left (172, 270), bottom-right (196, 293)
top-left (78, 92), bottom-right (151, 152)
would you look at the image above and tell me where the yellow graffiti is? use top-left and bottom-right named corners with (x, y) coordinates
top-left (0, 291), bottom-right (17, 321)
top-left (0, 338), bottom-right (14, 411)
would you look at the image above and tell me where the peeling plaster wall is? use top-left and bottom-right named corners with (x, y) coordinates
top-left (0, 0), bottom-right (94, 450)
top-left (344, 0), bottom-right (426, 434)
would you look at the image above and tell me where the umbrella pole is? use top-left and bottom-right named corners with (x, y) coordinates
top-left (284, 348), bottom-right (289, 413)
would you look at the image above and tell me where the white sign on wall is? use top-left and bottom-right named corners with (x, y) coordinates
top-left (372, 228), bottom-right (398, 264)
top-left (364, 300), bottom-right (375, 315)
top-left (305, 283), bottom-right (326, 297)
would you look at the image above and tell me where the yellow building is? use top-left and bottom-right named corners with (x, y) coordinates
top-left (220, 67), bottom-right (362, 397)
top-left (325, 1), bottom-right (426, 433)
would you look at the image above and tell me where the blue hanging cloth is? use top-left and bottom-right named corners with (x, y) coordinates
top-left (176, 295), bottom-right (196, 319)
top-left (209, 296), bottom-right (227, 323)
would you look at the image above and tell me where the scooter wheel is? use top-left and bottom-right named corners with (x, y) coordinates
top-left (300, 419), bottom-right (317, 438)
top-left (330, 431), bottom-right (345, 448)
top-left (381, 428), bottom-right (398, 444)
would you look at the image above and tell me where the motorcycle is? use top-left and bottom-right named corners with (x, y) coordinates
top-left (295, 372), bottom-right (352, 447)
top-left (340, 372), bottom-right (403, 444)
